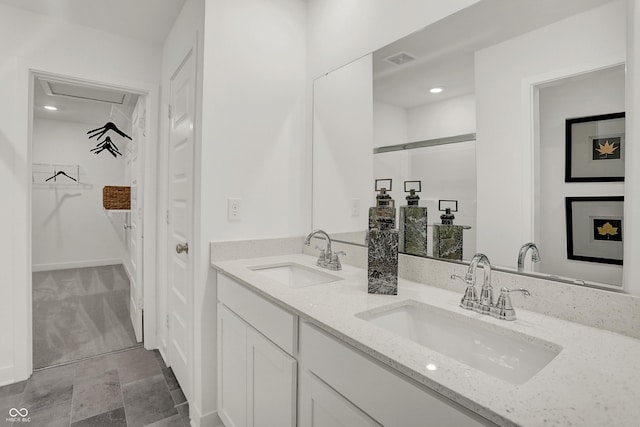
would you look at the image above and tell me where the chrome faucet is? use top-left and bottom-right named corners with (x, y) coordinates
top-left (304, 229), bottom-right (344, 271)
top-left (452, 253), bottom-right (530, 321)
top-left (517, 242), bottom-right (541, 272)
top-left (451, 253), bottom-right (492, 312)
top-left (468, 253), bottom-right (493, 314)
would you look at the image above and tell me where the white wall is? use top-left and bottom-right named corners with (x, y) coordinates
top-left (475, 1), bottom-right (626, 268)
top-left (407, 94), bottom-right (476, 142)
top-left (373, 101), bottom-right (407, 148)
top-left (197, 0), bottom-right (307, 425)
top-left (314, 55), bottom-right (373, 234)
top-left (537, 66), bottom-right (625, 286)
top-left (0, 2), bottom-right (161, 385)
top-left (32, 118), bottom-right (127, 270)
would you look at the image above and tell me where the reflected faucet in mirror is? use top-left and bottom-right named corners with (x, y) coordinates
top-left (304, 229), bottom-right (344, 271)
top-left (517, 242), bottom-right (541, 272)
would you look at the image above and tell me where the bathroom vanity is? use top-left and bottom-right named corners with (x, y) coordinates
top-left (212, 251), bottom-right (640, 427)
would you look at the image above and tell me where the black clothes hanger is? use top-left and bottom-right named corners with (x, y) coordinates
top-left (45, 170), bottom-right (78, 182)
top-left (87, 121), bottom-right (132, 141)
top-left (90, 136), bottom-right (122, 158)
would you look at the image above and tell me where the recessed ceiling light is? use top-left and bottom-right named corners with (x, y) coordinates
top-left (44, 105), bottom-right (58, 111)
top-left (429, 87), bottom-right (443, 94)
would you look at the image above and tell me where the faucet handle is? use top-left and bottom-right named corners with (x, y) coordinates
top-left (491, 287), bottom-right (530, 321)
top-left (452, 274), bottom-right (478, 309)
top-left (450, 274), bottom-right (469, 284)
top-left (326, 251), bottom-right (345, 271)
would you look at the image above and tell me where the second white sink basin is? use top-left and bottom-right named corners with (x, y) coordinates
top-left (356, 300), bottom-right (561, 385)
top-left (249, 262), bottom-right (342, 288)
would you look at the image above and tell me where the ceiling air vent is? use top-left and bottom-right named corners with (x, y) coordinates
top-left (39, 79), bottom-right (127, 104)
top-left (383, 51), bottom-right (416, 66)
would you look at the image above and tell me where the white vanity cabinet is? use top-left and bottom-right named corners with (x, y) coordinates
top-left (217, 274), bottom-right (297, 427)
top-left (299, 321), bottom-right (496, 427)
top-left (217, 271), bottom-right (496, 427)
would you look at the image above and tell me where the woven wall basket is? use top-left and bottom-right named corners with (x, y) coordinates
top-left (103, 186), bottom-right (131, 210)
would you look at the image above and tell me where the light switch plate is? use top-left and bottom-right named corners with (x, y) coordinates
top-left (228, 198), bottom-right (241, 221)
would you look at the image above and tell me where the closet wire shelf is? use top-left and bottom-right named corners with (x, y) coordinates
top-left (32, 163), bottom-right (92, 189)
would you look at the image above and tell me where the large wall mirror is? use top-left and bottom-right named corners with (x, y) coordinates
top-left (312, 0), bottom-right (627, 291)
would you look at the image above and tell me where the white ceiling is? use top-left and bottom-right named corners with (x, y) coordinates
top-left (0, 0), bottom-right (186, 45)
top-left (34, 76), bottom-right (139, 125)
top-left (373, 0), bottom-right (615, 109)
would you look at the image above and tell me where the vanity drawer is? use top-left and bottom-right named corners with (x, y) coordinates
top-left (217, 272), bottom-right (297, 355)
top-left (299, 321), bottom-right (495, 427)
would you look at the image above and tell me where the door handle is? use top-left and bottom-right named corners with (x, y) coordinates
top-left (176, 243), bottom-right (189, 254)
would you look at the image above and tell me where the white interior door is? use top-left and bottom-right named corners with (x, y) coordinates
top-left (167, 49), bottom-right (196, 397)
top-left (128, 98), bottom-right (145, 342)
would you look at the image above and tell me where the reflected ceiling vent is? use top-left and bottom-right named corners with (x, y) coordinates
top-left (39, 78), bottom-right (128, 105)
top-left (384, 51), bottom-right (416, 66)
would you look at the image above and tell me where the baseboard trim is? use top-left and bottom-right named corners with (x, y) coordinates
top-left (32, 258), bottom-right (123, 272)
top-left (190, 403), bottom-right (224, 427)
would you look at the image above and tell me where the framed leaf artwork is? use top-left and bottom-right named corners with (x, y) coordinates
top-left (565, 196), bottom-right (623, 265)
top-left (565, 112), bottom-right (625, 182)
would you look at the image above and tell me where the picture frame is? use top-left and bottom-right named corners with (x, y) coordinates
top-left (565, 196), bottom-right (623, 265)
top-left (565, 112), bottom-right (625, 182)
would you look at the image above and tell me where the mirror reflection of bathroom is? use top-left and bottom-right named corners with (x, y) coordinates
top-left (534, 64), bottom-right (625, 287)
top-left (312, 0), bottom-right (625, 290)
top-left (31, 75), bottom-right (145, 368)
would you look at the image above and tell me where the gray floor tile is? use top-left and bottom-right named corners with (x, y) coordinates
top-left (177, 403), bottom-right (190, 423)
top-left (170, 388), bottom-right (186, 406)
top-left (145, 413), bottom-right (186, 427)
top-left (71, 368), bottom-right (123, 423)
top-left (162, 367), bottom-right (180, 391)
top-left (23, 399), bottom-right (72, 427)
top-left (122, 374), bottom-right (177, 427)
top-left (0, 380), bottom-right (27, 399)
top-left (153, 350), bottom-right (168, 370)
top-left (33, 266), bottom-right (137, 369)
top-left (114, 347), bottom-right (162, 385)
top-left (21, 365), bottom-right (75, 413)
top-left (71, 406), bottom-right (127, 427)
top-left (73, 353), bottom-right (119, 380)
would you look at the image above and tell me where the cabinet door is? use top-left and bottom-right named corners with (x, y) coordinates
top-left (247, 328), bottom-right (297, 427)
top-left (218, 305), bottom-right (247, 427)
top-left (299, 370), bottom-right (381, 427)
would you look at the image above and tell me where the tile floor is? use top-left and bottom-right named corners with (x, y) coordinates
top-left (32, 266), bottom-right (139, 369)
top-left (0, 348), bottom-right (189, 427)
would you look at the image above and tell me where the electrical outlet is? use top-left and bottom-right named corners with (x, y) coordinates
top-left (351, 199), bottom-right (360, 217)
top-left (228, 198), bottom-right (241, 221)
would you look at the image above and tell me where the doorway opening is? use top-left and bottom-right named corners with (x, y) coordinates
top-left (30, 72), bottom-right (147, 369)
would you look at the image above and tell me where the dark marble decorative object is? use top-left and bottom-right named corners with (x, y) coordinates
top-left (399, 206), bottom-right (428, 257)
top-left (369, 206), bottom-right (396, 230)
top-left (368, 229), bottom-right (399, 295)
top-left (433, 224), bottom-right (463, 261)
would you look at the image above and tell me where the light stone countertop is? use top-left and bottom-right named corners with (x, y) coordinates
top-left (212, 253), bottom-right (640, 427)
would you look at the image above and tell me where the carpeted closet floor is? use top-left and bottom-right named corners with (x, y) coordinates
top-left (32, 265), bottom-right (139, 369)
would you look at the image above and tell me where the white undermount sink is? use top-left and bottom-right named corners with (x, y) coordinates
top-left (249, 262), bottom-right (342, 288)
top-left (356, 300), bottom-right (561, 385)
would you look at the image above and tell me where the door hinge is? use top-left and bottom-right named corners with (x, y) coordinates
top-left (168, 105), bottom-right (172, 119)
top-left (166, 209), bottom-right (170, 225)
top-left (166, 314), bottom-right (170, 329)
